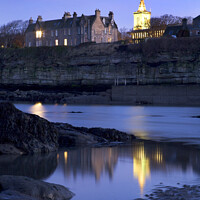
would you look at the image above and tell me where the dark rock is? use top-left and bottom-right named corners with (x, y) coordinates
top-left (192, 116), bottom-right (200, 118)
top-left (0, 175), bottom-right (74, 200)
top-left (55, 123), bottom-right (136, 147)
top-left (0, 102), bottom-right (58, 154)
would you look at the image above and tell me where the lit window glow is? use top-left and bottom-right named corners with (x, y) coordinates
top-left (55, 39), bottom-right (59, 46)
top-left (36, 31), bottom-right (42, 38)
top-left (64, 39), bottom-right (68, 46)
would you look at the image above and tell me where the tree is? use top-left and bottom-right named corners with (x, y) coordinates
top-left (0, 20), bottom-right (29, 48)
top-left (151, 14), bottom-right (193, 28)
top-left (118, 27), bottom-right (132, 41)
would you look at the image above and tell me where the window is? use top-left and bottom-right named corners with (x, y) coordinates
top-left (64, 39), bottom-right (67, 46)
top-left (51, 30), bottom-right (54, 37)
top-left (94, 37), bottom-right (96, 42)
top-left (55, 39), bottom-right (58, 46)
top-left (50, 41), bottom-right (53, 46)
top-left (105, 28), bottom-right (107, 34)
top-left (36, 40), bottom-right (42, 47)
top-left (68, 28), bottom-right (71, 35)
top-left (36, 31), bottom-right (42, 38)
top-left (108, 38), bottom-right (112, 43)
top-left (46, 41), bottom-right (48, 46)
top-left (109, 27), bottom-right (111, 34)
top-left (28, 42), bottom-right (31, 47)
top-left (43, 31), bottom-right (45, 38)
top-left (85, 27), bottom-right (88, 34)
top-left (64, 29), bottom-right (67, 35)
top-left (77, 27), bottom-right (81, 35)
top-left (55, 30), bottom-right (58, 37)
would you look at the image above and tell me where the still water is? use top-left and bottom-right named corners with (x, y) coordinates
top-left (7, 103), bottom-right (200, 199)
top-left (15, 103), bottom-right (200, 142)
top-left (1, 143), bottom-right (200, 199)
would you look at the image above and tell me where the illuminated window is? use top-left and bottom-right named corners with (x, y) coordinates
top-left (36, 31), bottom-right (42, 38)
top-left (55, 39), bottom-right (58, 46)
top-left (55, 30), bottom-right (58, 37)
top-left (109, 27), bottom-right (111, 34)
top-left (64, 39), bottom-right (67, 46)
top-left (108, 38), bottom-right (112, 43)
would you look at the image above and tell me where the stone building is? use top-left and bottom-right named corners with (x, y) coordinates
top-left (25, 10), bottom-right (118, 47)
top-left (129, 0), bottom-right (165, 43)
top-left (164, 16), bottom-right (200, 38)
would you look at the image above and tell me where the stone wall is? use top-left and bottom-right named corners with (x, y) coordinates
top-left (112, 85), bottom-right (200, 106)
top-left (0, 38), bottom-right (200, 93)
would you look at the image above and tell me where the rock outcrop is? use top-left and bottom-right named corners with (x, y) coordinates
top-left (56, 123), bottom-right (136, 147)
top-left (0, 102), bottom-right (58, 154)
top-left (0, 38), bottom-right (200, 89)
top-left (0, 175), bottom-right (74, 200)
top-left (0, 103), bottom-right (136, 154)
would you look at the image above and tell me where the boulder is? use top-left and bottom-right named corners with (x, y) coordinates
top-left (0, 175), bottom-right (74, 200)
top-left (55, 123), bottom-right (136, 147)
top-left (0, 102), bottom-right (58, 154)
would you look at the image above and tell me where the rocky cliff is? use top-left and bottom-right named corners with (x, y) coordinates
top-left (0, 38), bottom-right (200, 89)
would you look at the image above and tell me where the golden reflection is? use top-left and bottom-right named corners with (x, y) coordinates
top-left (91, 147), bottom-right (118, 181)
top-left (64, 152), bottom-right (68, 165)
top-left (154, 147), bottom-right (163, 164)
top-left (57, 153), bottom-right (59, 164)
top-left (29, 102), bottom-right (46, 118)
top-left (133, 143), bottom-right (150, 195)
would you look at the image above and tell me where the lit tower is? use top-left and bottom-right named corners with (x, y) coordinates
top-left (134, 0), bottom-right (151, 30)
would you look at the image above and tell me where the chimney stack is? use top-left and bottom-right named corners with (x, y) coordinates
top-left (63, 12), bottom-right (71, 20)
top-left (37, 16), bottom-right (43, 22)
top-left (95, 9), bottom-right (101, 18)
top-left (29, 17), bottom-right (33, 25)
top-left (182, 18), bottom-right (188, 30)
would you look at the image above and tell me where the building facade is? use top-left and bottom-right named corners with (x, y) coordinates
top-left (164, 16), bottom-right (200, 38)
top-left (133, 0), bottom-right (151, 30)
top-left (25, 10), bottom-right (118, 47)
top-left (129, 0), bottom-right (165, 43)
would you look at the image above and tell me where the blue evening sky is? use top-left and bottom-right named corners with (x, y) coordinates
top-left (0, 0), bottom-right (199, 29)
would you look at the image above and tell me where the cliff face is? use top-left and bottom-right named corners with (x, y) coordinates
top-left (0, 38), bottom-right (200, 89)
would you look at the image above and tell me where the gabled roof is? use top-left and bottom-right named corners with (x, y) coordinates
top-left (26, 14), bottom-right (117, 33)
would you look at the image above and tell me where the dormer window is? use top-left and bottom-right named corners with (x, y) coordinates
top-left (55, 30), bottom-right (58, 37)
top-left (36, 31), bottom-right (42, 38)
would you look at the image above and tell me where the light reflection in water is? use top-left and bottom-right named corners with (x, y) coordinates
top-left (64, 152), bottom-right (68, 165)
top-left (133, 143), bottom-right (150, 195)
top-left (29, 102), bottom-right (46, 118)
top-left (1, 143), bottom-right (200, 200)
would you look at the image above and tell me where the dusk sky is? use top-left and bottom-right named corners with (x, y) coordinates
top-left (0, 0), bottom-right (200, 29)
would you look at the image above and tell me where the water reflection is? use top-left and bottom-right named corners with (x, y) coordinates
top-left (0, 152), bottom-right (57, 180)
top-left (1, 143), bottom-right (200, 199)
top-left (133, 143), bottom-right (150, 195)
top-left (29, 102), bottom-right (46, 118)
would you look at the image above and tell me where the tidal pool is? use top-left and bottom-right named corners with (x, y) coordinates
top-left (1, 143), bottom-right (200, 199)
top-left (9, 103), bottom-right (200, 199)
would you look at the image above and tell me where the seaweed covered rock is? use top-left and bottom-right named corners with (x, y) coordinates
top-left (0, 175), bottom-right (74, 200)
top-left (0, 102), bottom-right (58, 154)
